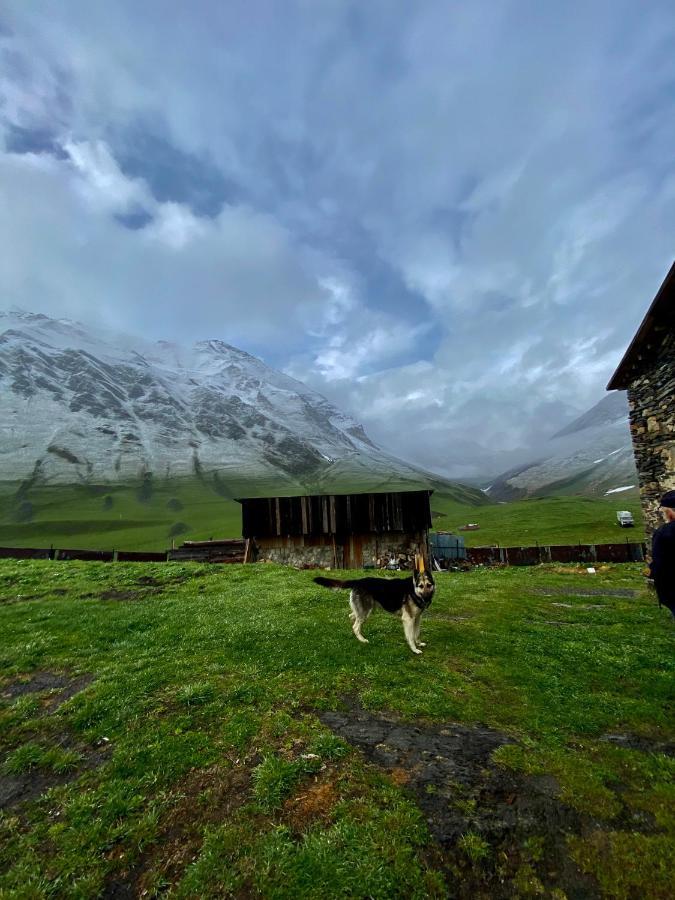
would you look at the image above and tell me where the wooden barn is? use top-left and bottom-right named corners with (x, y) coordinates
top-left (237, 489), bottom-right (432, 569)
top-left (607, 261), bottom-right (675, 537)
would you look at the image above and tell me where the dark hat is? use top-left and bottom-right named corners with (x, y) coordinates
top-left (660, 490), bottom-right (675, 509)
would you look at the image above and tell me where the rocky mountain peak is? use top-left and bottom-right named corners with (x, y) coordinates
top-left (0, 311), bottom-right (472, 500)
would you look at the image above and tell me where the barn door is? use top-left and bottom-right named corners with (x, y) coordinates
top-left (342, 536), bottom-right (363, 569)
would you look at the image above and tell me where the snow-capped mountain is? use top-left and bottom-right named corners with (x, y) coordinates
top-left (486, 393), bottom-right (637, 500)
top-left (0, 310), bottom-right (469, 498)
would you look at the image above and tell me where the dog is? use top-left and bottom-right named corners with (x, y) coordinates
top-left (314, 555), bottom-right (435, 655)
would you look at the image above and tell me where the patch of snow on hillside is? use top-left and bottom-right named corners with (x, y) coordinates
top-left (605, 485), bottom-right (635, 495)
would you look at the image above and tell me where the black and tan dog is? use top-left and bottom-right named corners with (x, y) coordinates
top-left (314, 555), bottom-right (435, 654)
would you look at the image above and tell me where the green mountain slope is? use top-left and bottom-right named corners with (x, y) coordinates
top-left (0, 475), bottom-right (488, 552)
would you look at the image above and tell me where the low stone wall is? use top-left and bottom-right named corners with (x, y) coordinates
top-left (627, 331), bottom-right (675, 538)
top-left (258, 543), bottom-right (338, 568)
top-left (254, 531), bottom-right (428, 569)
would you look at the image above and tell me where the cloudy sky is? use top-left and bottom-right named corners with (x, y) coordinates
top-left (1, 1), bottom-right (674, 478)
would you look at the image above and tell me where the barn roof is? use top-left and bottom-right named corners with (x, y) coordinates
top-left (234, 488), bottom-right (433, 503)
top-left (229, 471), bottom-right (435, 501)
top-left (607, 261), bottom-right (675, 390)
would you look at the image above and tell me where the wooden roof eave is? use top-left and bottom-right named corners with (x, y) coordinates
top-left (607, 261), bottom-right (675, 391)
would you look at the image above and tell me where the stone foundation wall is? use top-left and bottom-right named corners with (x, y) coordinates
top-left (254, 532), bottom-right (428, 569)
top-left (626, 331), bottom-right (675, 539)
top-left (259, 543), bottom-right (337, 568)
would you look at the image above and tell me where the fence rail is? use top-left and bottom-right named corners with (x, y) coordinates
top-left (465, 541), bottom-right (646, 566)
top-left (0, 540), bottom-right (246, 564)
top-left (0, 540), bottom-right (646, 567)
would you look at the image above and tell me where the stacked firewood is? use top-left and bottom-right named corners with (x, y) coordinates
top-left (168, 539), bottom-right (248, 563)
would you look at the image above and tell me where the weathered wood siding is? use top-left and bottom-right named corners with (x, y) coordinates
top-left (240, 491), bottom-right (432, 539)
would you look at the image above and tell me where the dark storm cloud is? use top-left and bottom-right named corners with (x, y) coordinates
top-left (1, 0), bottom-right (674, 476)
top-left (113, 127), bottom-right (242, 217)
top-left (5, 123), bottom-right (68, 159)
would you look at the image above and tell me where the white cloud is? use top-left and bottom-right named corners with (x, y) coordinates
top-left (0, 142), bottom-right (334, 349)
top-left (1, 0), bottom-right (674, 478)
top-left (63, 140), bottom-right (152, 214)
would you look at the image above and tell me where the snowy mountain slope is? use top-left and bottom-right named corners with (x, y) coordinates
top-left (550, 393), bottom-right (631, 440)
top-left (486, 393), bottom-right (637, 500)
top-left (0, 310), bottom-right (481, 500)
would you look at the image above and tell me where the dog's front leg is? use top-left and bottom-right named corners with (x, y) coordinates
top-left (414, 612), bottom-right (426, 648)
top-left (402, 608), bottom-right (422, 654)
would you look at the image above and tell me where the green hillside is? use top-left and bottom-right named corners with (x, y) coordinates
top-left (0, 476), bottom-right (486, 552)
top-left (431, 492), bottom-right (645, 547)
top-left (0, 478), bottom-right (242, 552)
top-left (0, 477), bottom-right (645, 553)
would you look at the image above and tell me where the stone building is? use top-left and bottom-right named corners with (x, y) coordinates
top-left (238, 489), bottom-right (431, 568)
top-left (607, 262), bottom-right (675, 537)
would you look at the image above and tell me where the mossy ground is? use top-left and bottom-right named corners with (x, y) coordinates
top-left (0, 558), bottom-right (672, 897)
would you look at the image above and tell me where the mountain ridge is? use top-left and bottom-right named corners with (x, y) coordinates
top-left (486, 391), bottom-right (637, 500)
top-left (0, 310), bottom-right (485, 504)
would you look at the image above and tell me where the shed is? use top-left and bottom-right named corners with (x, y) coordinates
top-left (607, 261), bottom-right (675, 537)
top-left (237, 489), bottom-right (432, 569)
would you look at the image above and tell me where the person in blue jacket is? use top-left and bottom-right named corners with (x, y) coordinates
top-left (650, 490), bottom-right (675, 618)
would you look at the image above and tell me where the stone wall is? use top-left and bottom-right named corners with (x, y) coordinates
top-left (626, 330), bottom-right (675, 539)
top-left (258, 542), bottom-right (338, 568)
top-left (254, 532), bottom-right (428, 569)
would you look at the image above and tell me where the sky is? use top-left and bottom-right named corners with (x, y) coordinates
top-left (1, 1), bottom-right (674, 479)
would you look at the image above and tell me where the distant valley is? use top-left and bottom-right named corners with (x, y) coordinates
top-left (0, 311), bottom-right (643, 551)
top-left (485, 393), bottom-right (637, 501)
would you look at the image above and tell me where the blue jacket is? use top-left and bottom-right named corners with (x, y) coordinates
top-left (650, 520), bottom-right (675, 612)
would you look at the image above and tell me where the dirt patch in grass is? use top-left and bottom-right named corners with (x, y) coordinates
top-left (0, 588), bottom-right (67, 605)
top-left (319, 704), bottom-right (601, 898)
top-left (84, 571), bottom-right (211, 603)
top-left (600, 733), bottom-right (675, 757)
top-left (1, 671), bottom-right (92, 707)
top-left (428, 614), bottom-right (473, 622)
top-left (97, 588), bottom-right (160, 602)
top-left (533, 587), bottom-right (639, 598)
top-left (550, 602), bottom-right (605, 610)
top-left (0, 737), bottom-right (111, 811)
top-left (103, 761), bottom-right (254, 898)
top-left (284, 775), bottom-right (340, 831)
top-left (134, 575), bottom-right (163, 587)
top-left (0, 672), bottom-right (103, 811)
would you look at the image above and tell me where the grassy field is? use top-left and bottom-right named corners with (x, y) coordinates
top-left (0, 480), bottom-right (645, 552)
top-left (0, 479), bottom-right (243, 552)
top-left (0, 559), bottom-right (672, 897)
top-left (431, 492), bottom-right (645, 547)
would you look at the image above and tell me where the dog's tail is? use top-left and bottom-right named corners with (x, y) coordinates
top-left (314, 576), bottom-right (353, 590)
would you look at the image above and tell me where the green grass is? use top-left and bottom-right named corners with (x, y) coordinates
top-left (0, 559), bottom-right (671, 897)
top-left (0, 477), bottom-right (242, 551)
top-left (3, 742), bottom-right (82, 776)
top-left (0, 479), bottom-right (646, 553)
top-left (431, 492), bottom-right (645, 546)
